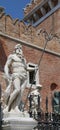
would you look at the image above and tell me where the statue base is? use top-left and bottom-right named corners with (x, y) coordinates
top-left (2, 107), bottom-right (37, 130)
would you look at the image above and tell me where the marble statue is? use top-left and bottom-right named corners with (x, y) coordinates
top-left (29, 84), bottom-right (42, 115)
top-left (3, 44), bottom-right (38, 112)
top-left (3, 44), bottom-right (28, 112)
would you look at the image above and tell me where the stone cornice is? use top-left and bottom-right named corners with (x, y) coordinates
top-left (23, 0), bottom-right (60, 26)
top-left (0, 31), bottom-right (60, 58)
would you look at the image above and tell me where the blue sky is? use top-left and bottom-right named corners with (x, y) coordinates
top-left (0, 0), bottom-right (30, 20)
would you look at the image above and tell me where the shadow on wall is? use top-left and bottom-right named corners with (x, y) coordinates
top-left (0, 39), bottom-right (7, 71)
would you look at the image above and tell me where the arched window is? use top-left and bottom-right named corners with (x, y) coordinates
top-left (50, 83), bottom-right (57, 91)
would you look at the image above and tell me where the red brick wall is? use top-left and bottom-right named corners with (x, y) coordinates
top-left (0, 9), bottom-right (60, 49)
top-left (23, 45), bottom-right (60, 112)
top-left (0, 36), bottom-right (60, 112)
top-left (0, 1), bottom-right (60, 112)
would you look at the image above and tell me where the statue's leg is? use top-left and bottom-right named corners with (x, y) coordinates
top-left (17, 79), bottom-right (27, 111)
top-left (8, 77), bottom-right (21, 111)
top-left (4, 82), bottom-right (11, 105)
top-left (20, 80), bottom-right (27, 98)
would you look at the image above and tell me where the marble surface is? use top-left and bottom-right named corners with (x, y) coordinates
top-left (2, 108), bottom-right (37, 130)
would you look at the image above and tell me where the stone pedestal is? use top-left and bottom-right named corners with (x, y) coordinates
top-left (2, 108), bottom-right (37, 130)
top-left (2, 117), bottom-right (37, 130)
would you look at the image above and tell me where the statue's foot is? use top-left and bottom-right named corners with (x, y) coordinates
top-left (14, 106), bottom-right (20, 113)
top-left (3, 91), bottom-right (10, 105)
top-left (3, 106), bottom-right (8, 113)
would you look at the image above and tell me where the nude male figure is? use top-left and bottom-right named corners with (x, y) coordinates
top-left (4, 44), bottom-right (38, 112)
top-left (4, 44), bottom-right (27, 111)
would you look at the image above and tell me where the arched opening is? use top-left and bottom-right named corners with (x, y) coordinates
top-left (50, 83), bottom-right (58, 91)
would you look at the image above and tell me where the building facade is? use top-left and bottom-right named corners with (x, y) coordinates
top-left (0, 0), bottom-right (60, 112)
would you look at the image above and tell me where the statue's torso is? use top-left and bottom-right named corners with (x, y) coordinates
top-left (10, 54), bottom-right (27, 80)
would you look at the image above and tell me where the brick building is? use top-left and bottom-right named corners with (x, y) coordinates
top-left (0, 0), bottom-right (60, 112)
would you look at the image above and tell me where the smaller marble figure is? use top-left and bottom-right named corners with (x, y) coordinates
top-left (29, 84), bottom-right (42, 116)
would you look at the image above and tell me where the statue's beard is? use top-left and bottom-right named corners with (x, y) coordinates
top-left (16, 53), bottom-right (23, 58)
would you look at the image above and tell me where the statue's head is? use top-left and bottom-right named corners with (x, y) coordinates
top-left (14, 44), bottom-right (23, 57)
